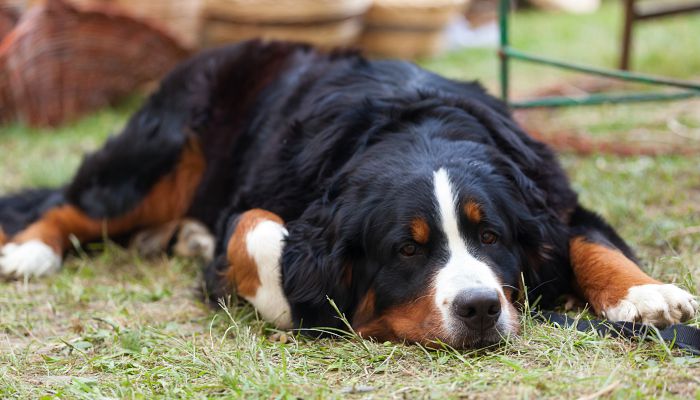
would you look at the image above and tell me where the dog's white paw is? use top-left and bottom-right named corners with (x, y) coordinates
top-left (603, 283), bottom-right (698, 327)
top-left (0, 240), bottom-right (62, 278)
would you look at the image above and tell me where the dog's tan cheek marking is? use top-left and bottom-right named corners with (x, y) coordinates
top-left (463, 200), bottom-right (482, 224)
top-left (224, 210), bottom-right (283, 298)
top-left (570, 236), bottom-right (658, 313)
top-left (0, 227), bottom-right (7, 246)
top-left (355, 288), bottom-right (445, 346)
top-left (341, 262), bottom-right (353, 287)
top-left (351, 289), bottom-right (376, 329)
top-left (410, 217), bottom-right (430, 244)
top-left (503, 287), bottom-right (513, 302)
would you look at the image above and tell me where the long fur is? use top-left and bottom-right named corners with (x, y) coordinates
top-left (0, 40), bottom-right (643, 336)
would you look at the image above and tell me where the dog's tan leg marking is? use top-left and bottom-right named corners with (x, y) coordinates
top-left (224, 209), bottom-right (292, 329)
top-left (0, 140), bottom-right (205, 278)
top-left (571, 237), bottom-right (697, 327)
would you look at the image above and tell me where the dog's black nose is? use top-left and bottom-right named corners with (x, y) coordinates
top-left (452, 288), bottom-right (501, 330)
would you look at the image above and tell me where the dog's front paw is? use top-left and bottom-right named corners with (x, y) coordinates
top-left (603, 284), bottom-right (698, 327)
top-left (0, 240), bottom-right (62, 278)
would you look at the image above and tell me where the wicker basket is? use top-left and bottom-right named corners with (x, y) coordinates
top-left (202, 0), bottom-right (371, 48)
top-left (203, 18), bottom-right (363, 48)
top-left (0, 0), bottom-right (189, 127)
top-left (205, 0), bottom-right (371, 22)
top-left (68, 0), bottom-right (204, 48)
top-left (361, 0), bottom-right (469, 59)
top-left (465, 0), bottom-right (497, 27)
top-left (0, 0), bottom-right (32, 11)
top-left (0, 6), bottom-right (17, 40)
top-left (360, 29), bottom-right (446, 60)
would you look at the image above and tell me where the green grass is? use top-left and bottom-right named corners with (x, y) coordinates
top-left (2, 2), bottom-right (700, 398)
top-left (422, 0), bottom-right (700, 93)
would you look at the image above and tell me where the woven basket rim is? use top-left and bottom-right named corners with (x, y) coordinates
top-left (372, 0), bottom-right (468, 8)
top-left (205, 0), bottom-right (372, 22)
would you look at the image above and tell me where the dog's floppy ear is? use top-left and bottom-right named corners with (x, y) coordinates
top-left (281, 198), bottom-right (355, 331)
top-left (495, 155), bottom-right (573, 304)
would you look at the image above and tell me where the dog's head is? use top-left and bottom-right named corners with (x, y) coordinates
top-left (282, 97), bottom-right (568, 348)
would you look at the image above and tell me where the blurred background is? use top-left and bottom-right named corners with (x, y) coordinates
top-left (1, 0), bottom-right (698, 131)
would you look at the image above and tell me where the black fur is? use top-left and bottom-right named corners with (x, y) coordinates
top-left (0, 188), bottom-right (63, 235)
top-left (0, 40), bottom-right (641, 342)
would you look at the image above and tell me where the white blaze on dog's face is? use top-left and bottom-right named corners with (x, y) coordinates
top-left (432, 168), bottom-right (518, 345)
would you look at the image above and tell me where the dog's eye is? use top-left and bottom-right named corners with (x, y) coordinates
top-left (480, 230), bottom-right (498, 245)
top-left (399, 243), bottom-right (418, 257)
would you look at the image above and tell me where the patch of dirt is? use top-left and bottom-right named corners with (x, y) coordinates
top-left (514, 83), bottom-right (700, 156)
top-left (516, 112), bottom-right (700, 157)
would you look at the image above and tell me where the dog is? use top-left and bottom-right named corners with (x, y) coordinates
top-left (0, 40), bottom-right (696, 348)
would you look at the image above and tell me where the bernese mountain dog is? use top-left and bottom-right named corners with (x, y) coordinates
top-left (0, 40), bottom-right (696, 348)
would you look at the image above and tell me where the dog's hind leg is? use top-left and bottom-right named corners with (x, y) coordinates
top-left (0, 138), bottom-right (205, 278)
top-left (568, 206), bottom-right (698, 327)
top-left (204, 209), bottom-right (292, 329)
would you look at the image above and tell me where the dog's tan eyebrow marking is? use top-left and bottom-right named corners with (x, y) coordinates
top-left (410, 217), bottom-right (430, 244)
top-left (463, 200), bottom-right (482, 224)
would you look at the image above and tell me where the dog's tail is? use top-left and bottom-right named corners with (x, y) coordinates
top-left (0, 188), bottom-right (64, 244)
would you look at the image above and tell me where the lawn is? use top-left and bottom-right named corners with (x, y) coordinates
top-left (1, 2), bottom-right (700, 398)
